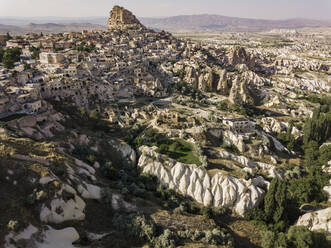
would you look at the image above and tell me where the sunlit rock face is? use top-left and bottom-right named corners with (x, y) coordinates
top-left (107, 5), bottom-right (144, 29)
top-left (296, 207), bottom-right (331, 235)
top-left (138, 146), bottom-right (266, 216)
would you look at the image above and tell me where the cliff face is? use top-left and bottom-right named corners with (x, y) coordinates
top-left (138, 146), bottom-right (266, 216)
top-left (107, 5), bottom-right (144, 29)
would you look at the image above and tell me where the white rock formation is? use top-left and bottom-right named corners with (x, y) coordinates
top-left (296, 207), bottom-right (331, 235)
top-left (109, 139), bottom-right (137, 164)
top-left (5, 225), bottom-right (79, 248)
top-left (218, 149), bottom-right (283, 178)
top-left (223, 130), bottom-right (246, 152)
top-left (77, 183), bottom-right (101, 200)
top-left (138, 146), bottom-right (265, 215)
top-left (322, 164), bottom-right (331, 202)
top-left (40, 184), bottom-right (86, 224)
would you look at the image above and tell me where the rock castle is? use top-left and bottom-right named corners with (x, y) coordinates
top-left (107, 5), bottom-right (144, 30)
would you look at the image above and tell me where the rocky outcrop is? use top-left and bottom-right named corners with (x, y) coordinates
top-left (223, 130), bottom-right (246, 152)
top-left (40, 183), bottom-right (86, 224)
top-left (5, 225), bottom-right (79, 248)
top-left (138, 146), bottom-right (265, 216)
top-left (260, 117), bottom-right (288, 134)
top-left (109, 139), bottom-right (137, 165)
top-left (216, 69), bottom-right (231, 95)
top-left (229, 71), bottom-right (268, 106)
top-left (107, 5), bottom-right (144, 29)
top-left (218, 149), bottom-right (283, 179)
top-left (227, 47), bottom-right (256, 69)
top-left (296, 207), bottom-right (331, 235)
top-left (7, 111), bottom-right (66, 140)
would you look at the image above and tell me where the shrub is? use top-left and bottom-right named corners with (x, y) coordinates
top-left (153, 229), bottom-right (177, 248)
top-left (287, 226), bottom-right (314, 248)
top-left (261, 230), bottom-right (277, 248)
top-left (202, 228), bottom-right (233, 246)
top-left (214, 206), bottom-right (231, 216)
top-left (245, 207), bottom-right (266, 222)
top-left (100, 161), bottom-right (118, 180)
top-left (128, 182), bottom-right (145, 197)
top-left (112, 213), bottom-right (157, 242)
top-left (200, 206), bottom-right (213, 219)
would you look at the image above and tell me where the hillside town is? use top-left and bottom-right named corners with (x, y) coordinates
top-left (0, 5), bottom-right (330, 248)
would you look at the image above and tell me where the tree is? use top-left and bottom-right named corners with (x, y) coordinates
top-left (303, 107), bottom-right (331, 145)
top-left (4, 32), bottom-right (12, 42)
top-left (2, 47), bottom-right (22, 69)
top-left (2, 52), bottom-right (14, 69)
top-left (0, 47), bottom-right (4, 62)
top-left (264, 178), bottom-right (289, 229)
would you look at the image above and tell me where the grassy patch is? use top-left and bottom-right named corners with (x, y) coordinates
top-left (157, 139), bottom-right (201, 165)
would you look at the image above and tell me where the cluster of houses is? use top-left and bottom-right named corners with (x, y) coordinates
top-left (0, 19), bottom-right (258, 137)
top-left (0, 26), bottom-right (191, 119)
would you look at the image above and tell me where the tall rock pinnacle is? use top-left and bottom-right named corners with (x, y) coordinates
top-left (107, 5), bottom-right (144, 30)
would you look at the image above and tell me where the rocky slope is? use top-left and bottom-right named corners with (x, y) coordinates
top-left (138, 146), bottom-right (265, 216)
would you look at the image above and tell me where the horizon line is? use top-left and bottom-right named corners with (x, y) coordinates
top-left (0, 14), bottom-right (330, 22)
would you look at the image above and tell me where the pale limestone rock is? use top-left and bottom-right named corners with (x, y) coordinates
top-left (77, 183), bottom-right (101, 200)
top-left (40, 184), bottom-right (86, 224)
top-left (203, 189), bottom-right (213, 206)
top-left (223, 130), bottom-right (246, 152)
top-left (323, 184), bottom-right (331, 202)
top-left (5, 225), bottom-right (79, 248)
top-left (296, 207), bottom-right (331, 235)
top-left (138, 146), bottom-right (265, 215)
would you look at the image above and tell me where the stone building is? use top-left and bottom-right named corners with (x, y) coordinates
top-left (40, 53), bottom-right (65, 65)
top-left (223, 118), bottom-right (255, 133)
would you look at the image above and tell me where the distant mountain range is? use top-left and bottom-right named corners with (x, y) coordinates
top-left (0, 22), bottom-right (105, 34)
top-left (140, 15), bottom-right (331, 32)
top-left (0, 14), bottom-right (331, 34)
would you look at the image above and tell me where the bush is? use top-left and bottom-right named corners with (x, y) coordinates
top-left (153, 229), bottom-right (177, 248)
top-left (100, 161), bottom-right (118, 180)
top-left (128, 182), bottom-right (145, 197)
top-left (112, 213), bottom-right (157, 242)
top-left (200, 206), bottom-right (213, 219)
top-left (202, 228), bottom-right (233, 246)
top-left (139, 173), bottom-right (158, 191)
top-left (286, 226), bottom-right (328, 248)
top-left (213, 206), bottom-right (231, 216)
top-left (261, 230), bottom-right (287, 248)
top-left (245, 208), bottom-right (266, 222)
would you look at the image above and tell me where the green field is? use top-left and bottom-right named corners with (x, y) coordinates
top-left (157, 138), bottom-right (201, 165)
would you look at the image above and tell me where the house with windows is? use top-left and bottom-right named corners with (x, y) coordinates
top-left (223, 118), bottom-right (255, 133)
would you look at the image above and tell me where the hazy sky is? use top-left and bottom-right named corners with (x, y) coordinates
top-left (1, 0), bottom-right (330, 19)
